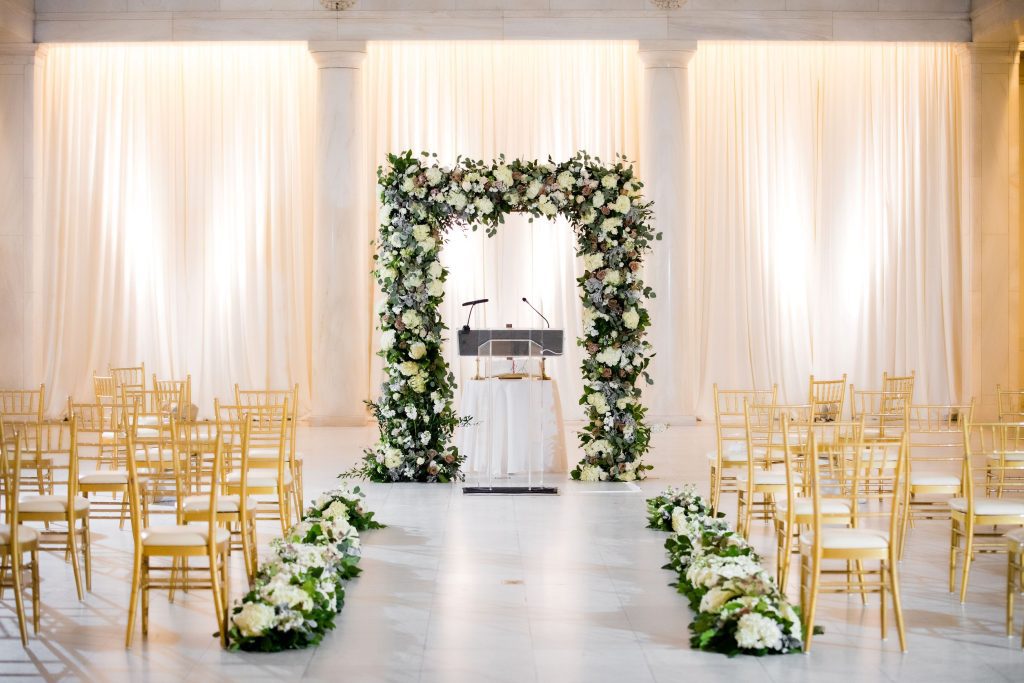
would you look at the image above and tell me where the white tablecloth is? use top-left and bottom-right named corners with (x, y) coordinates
top-left (456, 378), bottom-right (567, 477)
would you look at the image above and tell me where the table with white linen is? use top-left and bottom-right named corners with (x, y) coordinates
top-left (456, 377), bottom-right (567, 478)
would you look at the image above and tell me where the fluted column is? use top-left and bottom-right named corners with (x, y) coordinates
top-left (638, 41), bottom-right (697, 422)
top-left (309, 42), bottom-right (369, 425)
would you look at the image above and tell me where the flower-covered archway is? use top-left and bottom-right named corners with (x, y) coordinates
top-left (350, 151), bottom-right (658, 483)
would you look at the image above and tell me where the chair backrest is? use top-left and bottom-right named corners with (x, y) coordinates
top-left (809, 374), bottom-right (847, 422)
top-left (849, 388), bottom-right (909, 442)
top-left (0, 426), bottom-right (24, 544)
top-left (962, 422), bottom-right (1024, 504)
top-left (908, 402), bottom-right (973, 469)
top-left (809, 428), bottom-right (905, 542)
top-left (153, 375), bottom-right (192, 418)
top-left (713, 384), bottom-right (778, 458)
top-left (68, 398), bottom-right (128, 466)
top-left (234, 385), bottom-right (298, 461)
top-left (0, 385), bottom-right (44, 425)
top-left (93, 374), bottom-right (117, 404)
top-left (110, 363), bottom-right (146, 393)
top-left (240, 399), bottom-right (289, 470)
top-left (214, 403), bottom-right (251, 502)
top-left (996, 385), bottom-right (1024, 422)
top-left (882, 371), bottom-right (915, 401)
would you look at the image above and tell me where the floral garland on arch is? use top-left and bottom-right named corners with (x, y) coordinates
top-left (226, 482), bottom-right (383, 652)
top-left (349, 150), bottom-right (659, 484)
top-left (646, 486), bottom-right (808, 656)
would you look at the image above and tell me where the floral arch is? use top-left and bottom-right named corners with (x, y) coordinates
top-left (351, 151), bottom-right (659, 484)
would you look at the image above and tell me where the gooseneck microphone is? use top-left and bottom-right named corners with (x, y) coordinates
top-left (521, 297), bottom-right (550, 328)
top-left (462, 298), bottom-right (489, 332)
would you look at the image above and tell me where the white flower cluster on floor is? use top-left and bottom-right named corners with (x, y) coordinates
top-left (227, 482), bottom-right (383, 651)
top-left (645, 485), bottom-right (805, 656)
top-left (354, 150), bottom-right (660, 483)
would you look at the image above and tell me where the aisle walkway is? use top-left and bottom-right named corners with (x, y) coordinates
top-left (0, 426), bottom-right (1019, 681)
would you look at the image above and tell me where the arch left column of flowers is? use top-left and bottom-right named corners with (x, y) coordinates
top-left (349, 151), bottom-right (658, 483)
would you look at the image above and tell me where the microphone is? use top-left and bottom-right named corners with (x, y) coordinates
top-left (522, 297), bottom-right (550, 328)
top-left (462, 298), bottom-right (488, 332)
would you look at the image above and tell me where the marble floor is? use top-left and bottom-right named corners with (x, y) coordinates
top-left (1, 424), bottom-right (1022, 682)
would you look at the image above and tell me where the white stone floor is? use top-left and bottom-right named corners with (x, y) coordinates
top-left (1, 424), bottom-right (1022, 682)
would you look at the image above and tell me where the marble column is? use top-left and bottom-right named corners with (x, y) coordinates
top-left (0, 43), bottom-right (37, 388)
top-left (309, 42), bottom-right (369, 426)
top-left (638, 42), bottom-right (697, 422)
top-left (962, 43), bottom-right (1020, 418)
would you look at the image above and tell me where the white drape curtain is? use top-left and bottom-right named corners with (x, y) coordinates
top-left (365, 41), bottom-right (641, 421)
top-left (691, 42), bottom-right (966, 411)
top-left (34, 43), bottom-right (317, 416)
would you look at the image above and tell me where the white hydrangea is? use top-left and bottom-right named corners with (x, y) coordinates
top-left (595, 347), bottom-right (622, 366)
top-left (409, 373), bottom-right (427, 393)
top-left (587, 392), bottom-right (609, 414)
top-left (399, 361), bottom-right (419, 377)
top-left (384, 448), bottom-right (403, 469)
top-left (622, 308), bottom-right (640, 330)
top-left (538, 198), bottom-right (557, 216)
top-left (557, 171), bottom-right (575, 190)
top-left (603, 270), bottom-right (622, 287)
top-left (401, 309), bottom-right (422, 329)
top-left (412, 224), bottom-right (430, 242)
top-left (232, 601), bottom-right (276, 637)
top-left (735, 613), bottom-right (784, 651)
top-left (494, 165), bottom-right (514, 186)
top-left (427, 278), bottom-right (444, 297)
top-left (593, 191), bottom-right (606, 208)
top-left (613, 195), bottom-right (631, 214)
top-left (409, 342), bottom-right (427, 359)
top-left (380, 330), bottom-right (396, 350)
top-left (448, 191), bottom-right (467, 209)
top-left (583, 253), bottom-right (604, 272)
top-left (579, 465), bottom-right (606, 482)
top-left (429, 260), bottom-right (443, 278)
top-left (601, 173), bottom-right (619, 189)
top-left (425, 167), bottom-right (443, 186)
top-left (475, 197), bottom-right (494, 215)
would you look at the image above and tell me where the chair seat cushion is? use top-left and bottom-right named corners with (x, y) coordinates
top-left (910, 474), bottom-right (960, 487)
top-left (249, 446), bottom-right (283, 458)
top-left (137, 416), bottom-right (165, 427)
top-left (183, 494), bottom-right (256, 513)
top-left (141, 525), bottom-right (230, 547)
top-left (226, 469), bottom-right (292, 488)
top-left (19, 494), bottom-right (90, 514)
top-left (0, 524), bottom-right (40, 547)
top-left (949, 497), bottom-right (1024, 516)
top-left (777, 499), bottom-right (851, 516)
top-left (988, 452), bottom-right (1024, 462)
top-left (741, 471), bottom-right (798, 486)
top-left (800, 528), bottom-right (890, 550)
top-left (705, 442), bottom-right (748, 463)
top-left (1007, 527), bottom-right (1024, 547)
top-left (79, 470), bottom-right (129, 485)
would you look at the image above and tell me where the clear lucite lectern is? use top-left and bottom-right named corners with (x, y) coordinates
top-left (457, 328), bottom-right (563, 495)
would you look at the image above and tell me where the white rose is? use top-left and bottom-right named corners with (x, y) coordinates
top-left (380, 330), bottom-right (396, 350)
top-left (587, 392), bottom-right (609, 414)
top-left (427, 278), bottom-right (444, 297)
top-left (409, 373), bottom-right (427, 393)
top-left (425, 167), bottom-right (443, 186)
top-left (412, 224), bottom-right (430, 242)
top-left (381, 266), bottom-right (397, 281)
top-left (399, 361), bottom-right (419, 377)
top-left (526, 180), bottom-right (543, 199)
top-left (614, 195), bottom-right (631, 214)
top-left (603, 270), bottom-right (621, 287)
top-left (622, 308), bottom-right (640, 330)
top-left (401, 177), bottom-right (415, 192)
top-left (592, 191), bottom-right (605, 208)
top-left (233, 601), bottom-right (276, 637)
top-left (700, 587), bottom-right (737, 614)
top-left (538, 199), bottom-right (557, 216)
top-left (429, 261), bottom-right (443, 278)
top-left (494, 165), bottom-right (514, 186)
top-left (420, 236), bottom-right (436, 252)
top-left (384, 449), bottom-right (403, 469)
top-left (402, 309), bottom-right (422, 329)
top-left (409, 342), bottom-right (427, 359)
top-left (581, 207), bottom-right (597, 225)
top-left (579, 465), bottom-right (606, 482)
top-left (595, 347), bottom-right (622, 366)
top-left (601, 173), bottom-right (619, 189)
top-left (557, 171), bottom-right (575, 190)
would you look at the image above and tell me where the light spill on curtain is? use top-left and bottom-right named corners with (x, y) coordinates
top-left (364, 41), bottom-right (641, 421)
top-left (34, 43), bottom-right (317, 416)
top-left (691, 42), bottom-right (965, 411)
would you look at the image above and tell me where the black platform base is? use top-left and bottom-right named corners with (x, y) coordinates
top-left (462, 485), bottom-right (559, 495)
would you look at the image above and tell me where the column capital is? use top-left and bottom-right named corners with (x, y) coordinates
top-left (637, 41), bottom-right (697, 69)
top-left (308, 41), bottom-right (367, 69)
top-left (962, 41), bottom-right (1018, 65)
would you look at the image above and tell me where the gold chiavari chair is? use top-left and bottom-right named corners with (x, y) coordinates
top-left (223, 399), bottom-right (292, 535)
top-left (997, 385), bottom-right (1024, 423)
top-left (124, 409), bottom-right (229, 649)
top-left (93, 374), bottom-right (117, 404)
top-left (71, 399), bottom-right (133, 525)
top-left (125, 388), bottom-right (180, 518)
top-left (774, 416), bottom-right (863, 594)
top-left (13, 416), bottom-right (92, 598)
top-left (202, 404), bottom-right (258, 585)
top-left (111, 363), bottom-right (146, 394)
top-left (0, 435), bottom-right (41, 645)
top-left (0, 385), bottom-right (50, 495)
top-left (707, 384), bottom-right (778, 513)
top-left (904, 403), bottom-right (974, 527)
top-left (234, 384), bottom-right (303, 514)
top-left (950, 422), bottom-right (1024, 603)
top-left (737, 402), bottom-right (811, 538)
top-left (153, 375), bottom-right (193, 420)
top-left (849, 388), bottom-right (910, 445)
top-left (1008, 528), bottom-right (1024, 647)
top-left (882, 371), bottom-right (916, 401)
top-left (809, 374), bottom-right (847, 422)
top-left (800, 432), bottom-right (909, 653)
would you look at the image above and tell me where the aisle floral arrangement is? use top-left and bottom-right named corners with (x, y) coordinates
top-left (226, 481), bottom-right (383, 652)
top-left (646, 486), bottom-right (805, 656)
top-left (350, 150), bottom-right (659, 483)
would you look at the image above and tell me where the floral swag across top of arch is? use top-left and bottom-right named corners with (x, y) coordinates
top-left (350, 151), bottom-right (660, 484)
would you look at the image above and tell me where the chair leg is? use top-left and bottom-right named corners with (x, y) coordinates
top-left (141, 558), bottom-right (150, 636)
top-left (240, 516), bottom-right (254, 587)
top-left (83, 518), bottom-right (92, 592)
top-left (889, 559), bottom-right (908, 652)
top-left (209, 550), bottom-right (226, 648)
top-left (31, 550), bottom-right (40, 634)
top-left (802, 554), bottom-right (820, 652)
top-left (1008, 550), bottom-right (1016, 637)
top-left (854, 560), bottom-right (868, 605)
top-left (11, 550), bottom-right (28, 646)
top-left (710, 465), bottom-right (719, 512)
top-left (960, 518), bottom-right (975, 604)
top-left (125, 550), bottom-right (142, 648)
top-left (67, 526), bottom-right (84, 601)
top-left (949, 520), bottom-right (960, 593)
